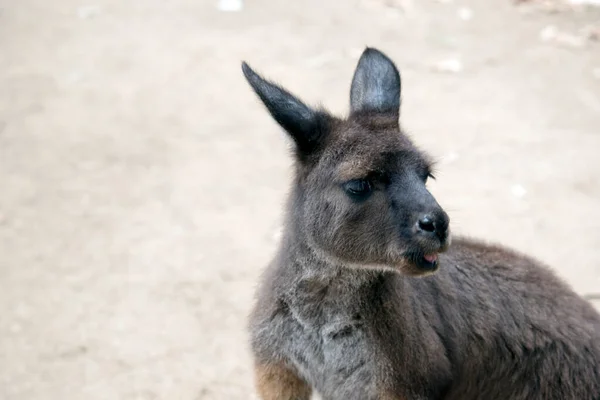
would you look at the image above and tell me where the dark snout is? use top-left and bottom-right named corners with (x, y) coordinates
top-left (398, 182), bottom-right (451, 272)
top-left (396, 180), bottom-right (450, 249)
top-left (416, 209), bottom-right (449, 244)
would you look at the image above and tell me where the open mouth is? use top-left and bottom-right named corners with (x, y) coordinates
top-left (407, 252), bottom-right (439, 271)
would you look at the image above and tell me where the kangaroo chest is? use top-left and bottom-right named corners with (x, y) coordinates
top-left (275, 278), bottom-right (380, 400)
top-left (253, 271), bottom-right (453, 400)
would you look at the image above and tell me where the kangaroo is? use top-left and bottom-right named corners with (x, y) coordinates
top-left (241, 47), bottom-right (600, 400)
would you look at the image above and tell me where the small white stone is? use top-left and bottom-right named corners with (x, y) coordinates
top-left (217, 0), bottom-right (243, 12)
top-left (457, 7), bottom-right (473, 21)
top-left (443, 151), bottom-right (459, 164)
top-left (568, 0), bottom-right (600, 6)
top-left (77, 5), bottom-right (101, 19)
top-left (540, 25), bottom-right (558, 42)
top-left (433, 58), bottom-right (463, 73)
top-left (540, 25), bottom-right (586, 48)
top-left (388, 0), bottom-right (414, 13)
top-left (555, 32), bottom-right (586, 48)
top-left (511, 184), bottom-right (527, 198)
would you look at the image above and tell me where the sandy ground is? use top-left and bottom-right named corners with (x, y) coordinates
top-left (0, 0), bottom-right (599, 398)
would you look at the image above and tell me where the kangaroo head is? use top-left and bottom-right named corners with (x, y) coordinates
top-left (242, 48), bottom-right (450, 276)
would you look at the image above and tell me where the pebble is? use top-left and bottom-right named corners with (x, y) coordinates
top-left (432, 58), bottom-right (463, 73)
top-left (568, 0), bottom-right (600, 6)
top-left (443, 152), bottom-right (460, 164)
top-left (540, 25), bottom-right (558, 41)
top-left (540, 25), bottom-right (586, 48)
top-left (511, 184), bottom-right (527, 198)
top-left (77, 5), bottom-right (101, 19)
top-left (458, 7), bottom-right (473, 21)
top-left (217, 0), bottom-right (243, 12)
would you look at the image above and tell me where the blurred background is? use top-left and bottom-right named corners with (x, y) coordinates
top-left (0, 0), bottom-right (599, 398)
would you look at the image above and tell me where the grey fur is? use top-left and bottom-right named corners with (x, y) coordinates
top-left (242, 47), bottom-right (600, 400)
top-left (350, 47), bottom-right (401, 116)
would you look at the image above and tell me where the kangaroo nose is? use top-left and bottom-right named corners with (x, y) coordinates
top-left (416, 212), bottom-right (449, 241)
top-left (417, 215), bottom-right (435, 233)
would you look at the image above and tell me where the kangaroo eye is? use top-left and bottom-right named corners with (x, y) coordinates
top-left (421, 171), bottom-right (435, 183)
top-left (343, 179), bottom-right (373, 200)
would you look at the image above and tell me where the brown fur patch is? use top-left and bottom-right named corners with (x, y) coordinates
top-left (379, 391), bottom-right (408, 400)
top-left (254, 363), bottom-right (312, 400)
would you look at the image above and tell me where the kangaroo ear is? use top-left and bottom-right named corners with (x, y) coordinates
top-left (242, 62), bottom-right (327, 157)
top-left (350, 47), bottom-right (401, 117)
